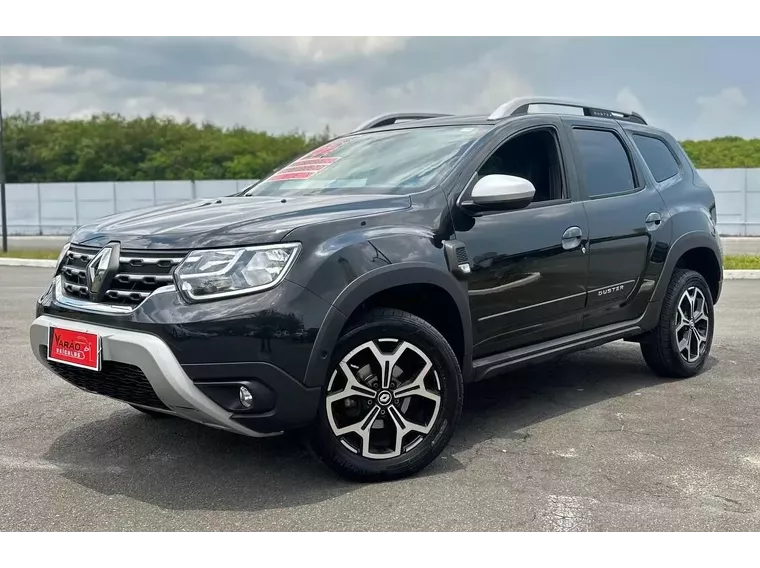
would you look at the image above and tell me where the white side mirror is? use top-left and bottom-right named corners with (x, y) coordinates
top-left (470, 174), bottom-right (535, 209)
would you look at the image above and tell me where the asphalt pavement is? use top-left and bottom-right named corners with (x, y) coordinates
top-left (1, 267), bottom-right (760, 531)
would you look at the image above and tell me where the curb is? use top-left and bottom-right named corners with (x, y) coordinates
top-left (1, 257), bottom-right (760, 279)
top-left (724, 270), bottom-right (760, 279)
top-left (0, 258), bottom-right (56, 268)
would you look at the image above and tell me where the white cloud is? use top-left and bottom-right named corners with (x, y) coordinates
top-left (274, 57), bottom-right (533, 134)
top-left (384, 62), bottom-right (532, 116)
top-left (1, 38), bottom-right (757, 140)
top-left (1, 53), bottom-right (533, 136)
top-left (235, 37), bottom-right (408, 63)
top-left (615, 87), bottom-right (646, 116)
top-left (2, 65), bottom-right (70, 91)
top-left (695, 87), bottom-right (748, 139)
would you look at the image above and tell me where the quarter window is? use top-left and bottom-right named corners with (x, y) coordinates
top-left (572, 128), bottom-right (636, 198)
top-left (631, 134), bottom-right (680, 183)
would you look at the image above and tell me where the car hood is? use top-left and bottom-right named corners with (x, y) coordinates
top-left (70, 194), bottom-right (412, 250)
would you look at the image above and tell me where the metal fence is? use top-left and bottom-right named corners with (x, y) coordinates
top-left (1, 169), bottom-right (759, 236)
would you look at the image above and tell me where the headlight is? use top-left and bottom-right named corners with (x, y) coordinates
top-left (174, 243), bottom-right (301, 302)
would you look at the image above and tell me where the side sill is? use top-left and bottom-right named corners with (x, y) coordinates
top-left (472, 319), bottom-right (644, 383)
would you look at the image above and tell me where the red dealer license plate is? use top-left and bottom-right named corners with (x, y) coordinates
top-left (47, 327), bottom-right (101, 371)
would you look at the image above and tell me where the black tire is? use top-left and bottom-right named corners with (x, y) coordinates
top-left (640, 269), bottom-right (715, 378)
top-left (129, 404), bottom-right (172, 418)
top-left (310, 308), bottom-right (463, 482)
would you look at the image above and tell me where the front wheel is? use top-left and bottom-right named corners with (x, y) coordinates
top-left (310, 308), bottom-right (463, 482)
top-left (640, 269), bottom-right (715, 378)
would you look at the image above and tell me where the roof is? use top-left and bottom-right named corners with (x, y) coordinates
top-left (349, 96), bottom-right (649, 135)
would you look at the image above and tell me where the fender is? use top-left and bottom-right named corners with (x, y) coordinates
top-left (650, 230), bottom-right (723, 304)
top-left (303, 261), bottom-right (473, 388)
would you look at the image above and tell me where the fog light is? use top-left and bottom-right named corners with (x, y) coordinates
top-left (239, 386), bottom-right (254, 409)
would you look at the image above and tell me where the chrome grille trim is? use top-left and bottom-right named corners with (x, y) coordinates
top-left (63, 267), bottom-right (86, 278)
top-left (63, 282), bottom-right (88, 295)
top-left (120, 256), bottom-right (185, 266)
top-left (105, 289), bottom-right (151, 300)
top-left (53, 276), bottom-right (176, 315)
top-left (114, 273), bottom-right (174, 284)
top-left (58, 244), bottom-right (186, 309)
top-left (66, 251), bottom-right (93, 262)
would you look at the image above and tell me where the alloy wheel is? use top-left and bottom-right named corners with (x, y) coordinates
top-left (325, 338), bottom-right (442, 460)
top-left (674, 286), bottom-right (710, 363)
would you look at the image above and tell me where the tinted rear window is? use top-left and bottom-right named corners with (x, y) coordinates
top-left (572, 128), bottom-right (636, 198)
top-left (631, 134), bottom-right (680, 182)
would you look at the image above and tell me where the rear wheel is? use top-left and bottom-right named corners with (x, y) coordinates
top-left (641, 269), bottom-right (714, 378)
top-left (310, 308), bottom-right (463, 482)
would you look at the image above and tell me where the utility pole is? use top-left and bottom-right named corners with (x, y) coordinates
top-left (0, 60), bottom-right (7, 253)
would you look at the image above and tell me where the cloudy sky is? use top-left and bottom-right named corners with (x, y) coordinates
top-left (0, 36), bottom-right (758, 141)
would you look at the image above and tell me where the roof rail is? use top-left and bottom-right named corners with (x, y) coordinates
top-left (352, 113), bottom-right (453, 133)
top-left (487, 96), bottom-right (647, 125)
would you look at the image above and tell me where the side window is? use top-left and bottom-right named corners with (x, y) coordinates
top-left (631, 133), bottom-right (680, 183)
top-left (572, 128), bottom-right (636, 198)
top-left (477, 128), bottom-right (565, 203)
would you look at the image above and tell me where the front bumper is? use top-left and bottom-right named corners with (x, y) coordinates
top-left (30, 315), bottom-right (320, 437)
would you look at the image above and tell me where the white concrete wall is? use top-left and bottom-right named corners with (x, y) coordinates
top-left (2, 179), bottom-right (257, 235)
top-left (1, 170), bottom-right (759, 236)
top-left (699, 168), bottom-right (760, 236)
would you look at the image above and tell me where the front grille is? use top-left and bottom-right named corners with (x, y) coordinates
top-left (61, 244), bottom-right (185, 307)
top-left (41, 346), bottom-right (168, 410)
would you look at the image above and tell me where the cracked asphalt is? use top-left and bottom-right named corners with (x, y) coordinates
top-left (2, 267), bottom-right (760, 531)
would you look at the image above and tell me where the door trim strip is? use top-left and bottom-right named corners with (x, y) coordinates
top-left (478, 290), bottom-right (587, 322)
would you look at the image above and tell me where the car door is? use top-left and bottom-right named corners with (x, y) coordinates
top-left (562, 117), bottom-right (669, 329)
top-left (451, 116), bottom-right (590, 359)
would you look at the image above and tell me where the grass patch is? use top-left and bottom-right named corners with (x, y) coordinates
top-left (724, 254), bottom-right (760, 270)
top-left (0, 249), bottom-right (60, 260)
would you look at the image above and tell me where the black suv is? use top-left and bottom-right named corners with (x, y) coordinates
top-left (30, 97), bottom-right (723, 481)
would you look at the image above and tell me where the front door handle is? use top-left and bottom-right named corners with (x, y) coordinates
top-left (562, 226), bottom-right (583, 251)
top-left (646, 212), bottom-right (662, 232)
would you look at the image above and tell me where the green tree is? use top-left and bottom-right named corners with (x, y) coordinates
top-left (2, 112), bottom-right (329, 183)
top-left (3, 111), bottom-right (759, 183)
top-left (680, 137), bottom-right (760, 169)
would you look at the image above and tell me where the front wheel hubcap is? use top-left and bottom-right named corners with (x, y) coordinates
top-left (675, 286), bottom-right (710, 363)
top-left (325, 338), bottom-right (442, 460)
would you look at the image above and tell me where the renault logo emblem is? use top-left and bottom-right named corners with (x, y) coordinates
top-left (85, 242), bottom-right (121, 301)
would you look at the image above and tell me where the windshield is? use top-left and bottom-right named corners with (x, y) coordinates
top-left (243, 125), bottom-right (491, 197)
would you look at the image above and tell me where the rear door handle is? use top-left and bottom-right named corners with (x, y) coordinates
top-left (646, 212), bottom-right (662, 231)
top-left (562, 226), bottom-right (583, 251)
